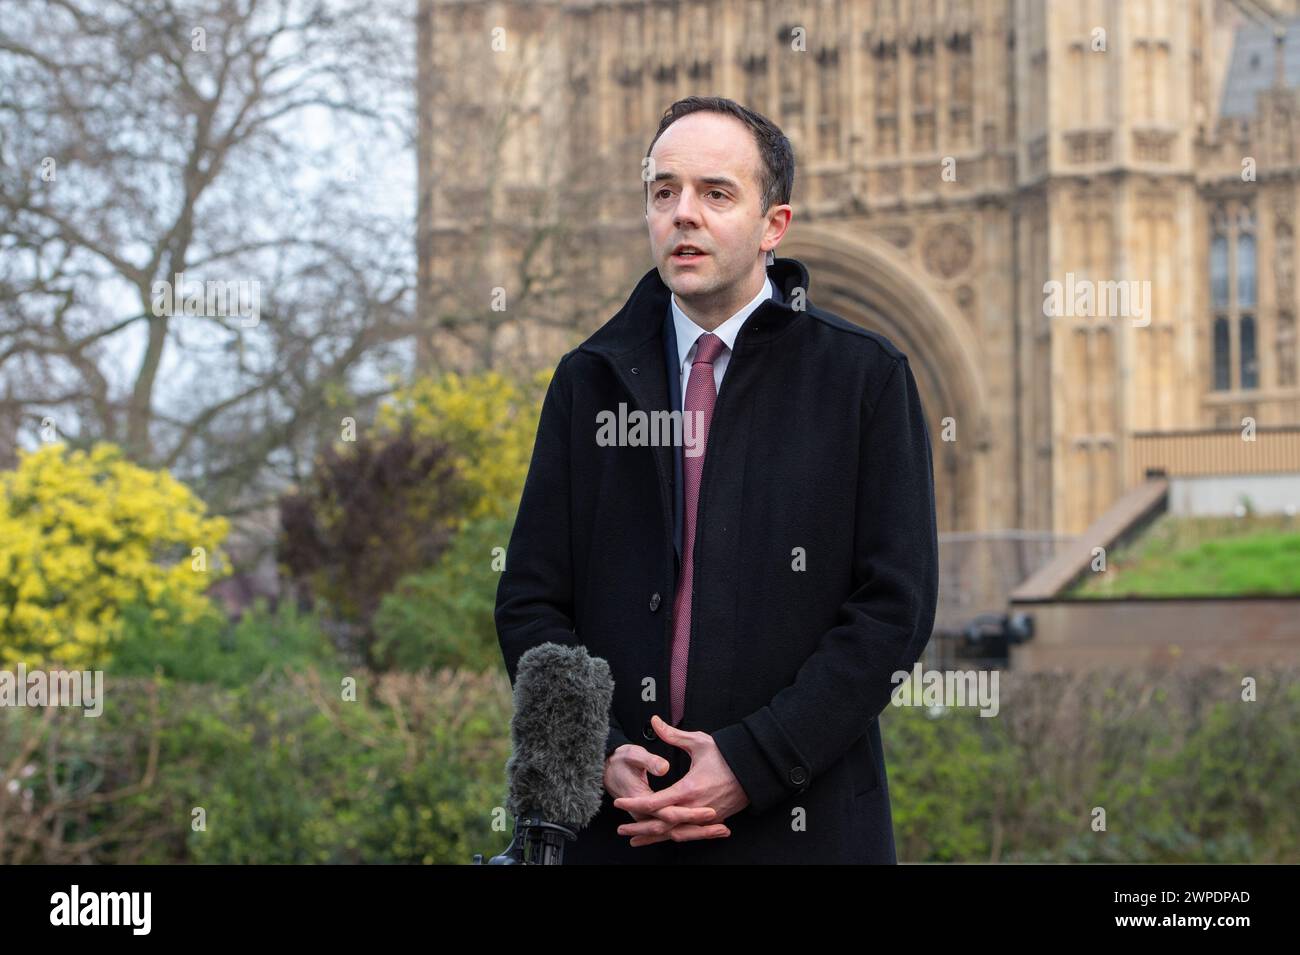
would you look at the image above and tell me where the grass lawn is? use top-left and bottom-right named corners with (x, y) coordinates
top-left (1065, 512), bottom-right (1300, 598)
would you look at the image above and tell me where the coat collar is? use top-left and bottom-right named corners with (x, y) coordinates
top-left (669, 273), bottom-right (773, 376)
top-left (577, 256), bottom-right (811, 360)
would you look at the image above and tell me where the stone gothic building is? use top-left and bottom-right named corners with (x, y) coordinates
top-left (417, 0), bottom-right (1300, 563)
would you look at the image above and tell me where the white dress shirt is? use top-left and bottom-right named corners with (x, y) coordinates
top-left (671, 275), bottom-right (774, 412)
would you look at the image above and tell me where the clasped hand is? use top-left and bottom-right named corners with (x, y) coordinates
top-left (604, 714), bottom-right (749, 846)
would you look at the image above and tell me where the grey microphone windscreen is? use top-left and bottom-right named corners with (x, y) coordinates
top-left (505, 643), bottom-right (611, 828)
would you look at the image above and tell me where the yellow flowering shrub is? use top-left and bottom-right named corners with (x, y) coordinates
top-left (0, 442), bottom-right (231, 668)
top-left (375, 369), bottom-right (549, 526)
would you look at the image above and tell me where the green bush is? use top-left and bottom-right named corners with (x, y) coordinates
top-left (276, 425), bottom-right (466, 667)
top-left (883, 666), bottom-right (1300, 862)
top-left (372, 513), bottom-right (515, 673)
top-left (2, 665), bottom-right (1295, 863)
top-left (109, 597), bottom-right (342, 688)
top-left (884, 701), bottom-right (1016, 861)
top-left (0, 668), bottom-right (514, 864)
top-left (181, 668), bottom-right (513, 864)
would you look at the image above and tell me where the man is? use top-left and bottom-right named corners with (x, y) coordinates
top-left (495, 96), bottom-right (938, 863)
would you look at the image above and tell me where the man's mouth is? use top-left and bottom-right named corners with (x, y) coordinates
top-left (671, 244), bottom-right (708, 262)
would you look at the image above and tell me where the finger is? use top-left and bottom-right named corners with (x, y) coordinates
top-left (627, 831), bottom-right (672, 847)
top-left (644, 803), bottom-right (718, 825)
top-left (617, 817), bottom-right (675, 838)
top-left (613, 780), bottom-right (692, 815)
top-left (617, 806), bottom-right (717, 836)
top-left (667, 824), bottom-right (731, 843)
top-left (627, 749), bottom-right (670, 776)
top-left (651, 714), bottom-right (696, 752)
top-left (630, 824), bottom-right (730, 847)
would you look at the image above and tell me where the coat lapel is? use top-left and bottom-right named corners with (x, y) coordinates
top-left (576, 268), bottom-right (678, 573)
top-left (663, 308), bottom-right (685, 567)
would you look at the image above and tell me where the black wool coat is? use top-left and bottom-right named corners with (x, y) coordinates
top-left (495, 257), bottom-right (939, 864)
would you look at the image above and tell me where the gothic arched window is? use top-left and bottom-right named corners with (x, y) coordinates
top-left (1214, 315), bottom-right (1231, 391)
top-left (1207, 201), bottom-right (1259, 392)
top-left (1241, 314), bottom-right (1258, 389)
top-left (1211, 234), bottom-right (1229, 308)
top-left (1237, 233), bottom-right (1256, 308)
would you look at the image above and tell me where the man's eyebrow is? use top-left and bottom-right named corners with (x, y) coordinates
top-left (650, 171), bottom-right (743, 191)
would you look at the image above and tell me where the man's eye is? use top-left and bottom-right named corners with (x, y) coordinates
top-left (707, 190), bottom-right (727, 200)
top-left (655, 188), bottom-right (672, 199)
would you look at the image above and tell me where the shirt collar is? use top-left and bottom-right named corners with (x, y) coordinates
top-left (671, 274), bottom-right (774, 373)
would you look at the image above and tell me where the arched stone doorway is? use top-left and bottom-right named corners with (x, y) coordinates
top-left (780, 227), bottom-right (987, 534)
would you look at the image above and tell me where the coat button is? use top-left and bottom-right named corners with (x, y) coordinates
top-left (649, 592), bottom-right (661, 612)
top-left (642, 722), bottom-right (655, 740)
top-left (789, 766), bottom-right (807, 786)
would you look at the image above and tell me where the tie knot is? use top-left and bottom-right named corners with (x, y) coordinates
top-left (692, 332), bottom-right (726, 366)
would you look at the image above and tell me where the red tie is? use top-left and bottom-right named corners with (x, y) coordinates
top-left (669, 332), bottom-right (726, 726)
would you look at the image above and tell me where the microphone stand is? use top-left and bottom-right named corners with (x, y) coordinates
top-left (472, 812), bottom-right (578, 865)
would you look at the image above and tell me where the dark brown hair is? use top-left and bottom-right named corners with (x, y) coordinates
top-left (643, 96), bottom-right (795, 214)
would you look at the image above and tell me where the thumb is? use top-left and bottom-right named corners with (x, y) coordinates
top-left (631, 747), bottom-right (670, 776)
top-left (652, 713), bottom-right (692, 751)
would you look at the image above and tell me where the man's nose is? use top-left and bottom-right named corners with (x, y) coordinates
top-left (674, 189), bottom-right (701, 228)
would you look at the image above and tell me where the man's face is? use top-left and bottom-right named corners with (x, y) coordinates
top-left (645, 112), bottom-right (787, 306)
